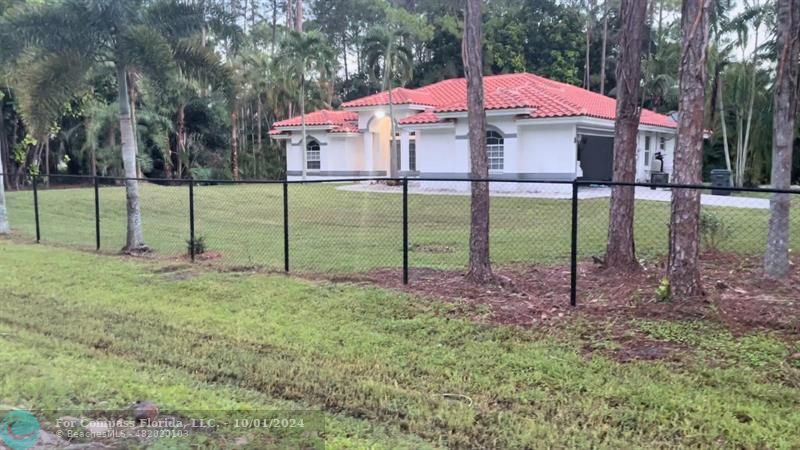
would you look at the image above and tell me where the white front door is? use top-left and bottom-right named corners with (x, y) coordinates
top-left (637, 133), bottom-right (653, 181)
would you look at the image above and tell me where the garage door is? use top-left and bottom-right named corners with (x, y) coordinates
top-left (578, 135), bottom-right (614, 182)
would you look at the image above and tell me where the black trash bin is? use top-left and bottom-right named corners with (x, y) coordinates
top-left (650, 171), bottom-right (669, 190)
top-left (710, 169), bottom-right (732, 196)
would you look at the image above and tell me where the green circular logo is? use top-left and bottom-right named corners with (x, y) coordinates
top-left (0, 410), bottom-right (40, 450)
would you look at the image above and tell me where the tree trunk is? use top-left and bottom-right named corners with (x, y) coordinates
top-left (600, 0), bottom-right (609, 95)
top-left (0, 103), bottom-right (9, 190)
top-left (342, 34), bottom-right (349, 82)
top-left (463, 0), bottom-right (494, 284)
top-left (128, 72), bottom-right (143, 179)
top-left (0, 148), bottom-right (8, 234)
top-left (116, 66), bottom-right (148, 253)
top-left (764, 0), bottom-right (799, 278)
top-left (385, 45), bottom-right (398, 178)
top-left (584, 1), bottom-right (594, 90)
top-left (271, 0), bottom-right (278, 53)
top-left (718, 80), bottom-right (733, 182)
top-left (257, 96), bottom-right (263, 177)
top-left (668, 0), bottom-right (711, 298)
top-left (301, 75), bottom-right (307, 180)
top-left (606, 0), bottom-right (647, 272)
top-left (295, 0), bottom-right (303, 32)
top-left (231, 109), bottom-right (240, 180)
top-left (739, 28), bottom-right (760, 187)
top-left (43, 138), bottom-right (50, 185)
top-left (177, 104), bottom-right (187, 179)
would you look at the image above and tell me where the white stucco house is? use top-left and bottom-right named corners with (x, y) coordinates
top-left (269, 72), bottom-right (678, 191)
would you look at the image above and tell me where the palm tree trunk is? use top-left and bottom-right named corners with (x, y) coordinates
top-left (257, 97), bottom-right (263, 177)
top-left (300, 75), bottom-right (307, 180)
top-left (736, 112), bottom-right (744, 186)
top-left (295, 0), bottom-right (303, 32)
top-left (342, 34), bottom-right (349, 82)
top-left (177, 104), bottom-right (187, 179)
top-left (463, 0), bottom-right (494, 284)
top-left (718, 79), bottom-right (733, 183)
top-left (44, 138), bottom-right (50, 185)
top-left (764, 0), bottom-right (799, 278)
top-left (0, 149), bottom-right (9, 234)
top-left (584, 1), bottom-right (594, 90)
top-left (0, 108), bottom-right (8, 191)
top-left (740, 30), bottom-right (759, 187)
top-left (231, 109), bottom-right (240, 180)
top-left (116, 66), bottom-right (147, 253)
top-left (606, 0), bottom-right (647, 272)
top-left (668, 0), bottom-right (711, 298)
top-left (599, 0), bottom-right (609, 95)
top-left (385, 46), bottom-right (397, 178)
top-left (271, 0), bottom-right (278, 53)
top-left (128, 73), bottom-right (143, 179)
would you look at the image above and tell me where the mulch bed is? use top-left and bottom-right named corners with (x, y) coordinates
top-left (347, 252), bottom-right (800, 337)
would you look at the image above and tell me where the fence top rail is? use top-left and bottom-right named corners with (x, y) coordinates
top-left (5, 173), bottom-right (800, 195)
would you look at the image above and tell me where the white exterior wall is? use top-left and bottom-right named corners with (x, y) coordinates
top-left (285, 132), bottom-right (369, 180)
top-left (281, 112), bottom-right (676, 189)
top-left (635, 130), bottom-right (676, 182)
top-left (414, 116), bottom-right (576, 194)
top-left (415, 127), bottom-right (463, 173)
top-left (517, 122), bottom-right (577, 176)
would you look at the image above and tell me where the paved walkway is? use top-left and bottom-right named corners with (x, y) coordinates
top-left (337, 182), bottom-right (772, 210)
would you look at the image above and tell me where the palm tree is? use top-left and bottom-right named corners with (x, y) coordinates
top-left (2, 0), bottom-right (225, 253)
top-left (276, 30), bottom-right (335, 180)
top-left (0, 151), bottom-right (8, 234)
top-left (363, 27), bottom-right (414, 177)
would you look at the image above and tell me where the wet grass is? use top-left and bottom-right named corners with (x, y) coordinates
top-left (1, 241), bottom-right (799, 448)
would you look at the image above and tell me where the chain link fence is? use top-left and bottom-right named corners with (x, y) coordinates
top-left (3, 174), bottom-right (798, 305)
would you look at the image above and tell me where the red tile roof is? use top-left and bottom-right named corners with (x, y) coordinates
top-left (271, 73), bottom-right (677, 135)
top-left (342, 87), bottom-right (438, 108)
top-left (328, 123), bottom-right (360, 134)
top-left (273, 110), bottom-right (358, 128)
top-left (398, 111), bottom-right (441, 125)
top-left (390, 73), bottom-right (674, 128)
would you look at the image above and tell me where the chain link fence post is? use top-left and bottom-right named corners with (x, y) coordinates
top-left (570, 181), bottom-right (579, 307)
top-left (94, 175), bottom-right (101, 251)
top-left (403, 177), bottom-right (409, 285)
top-left (32, 174), bottom-right (40, 243)
top-left (189, 178), bottom-right (196, 263)
top-left (283, 180), bottom-right (289, 272)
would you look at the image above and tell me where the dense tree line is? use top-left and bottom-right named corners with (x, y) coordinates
top-left (0, 0), bottom-right (794, 188)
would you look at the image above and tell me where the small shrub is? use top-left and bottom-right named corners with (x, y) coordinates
top-left (655, 277), bottom-right (671, 302)
top-left (187, 236), bottom-right (206, 256)
top-left (700, 211), bottom-right (732, 251)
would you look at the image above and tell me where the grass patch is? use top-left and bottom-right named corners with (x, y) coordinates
top-left (0, 240), bottom-right (799, 448)
top-left (5, 183), bottom-right (799, 272)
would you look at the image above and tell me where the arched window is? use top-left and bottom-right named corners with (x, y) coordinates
top-left (306, 139), bottom-right (321, 170)
top-left (487, 130), bottom-right (504, 171)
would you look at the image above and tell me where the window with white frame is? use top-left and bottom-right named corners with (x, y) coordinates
top-left (306, 139), bottom-right (321, 170)
top-left (487, 130), bottom-right (504, 171)
top-left (643, 135), bottom-right (652, 167)
top-left (659, 136), bottom-right (666, 151)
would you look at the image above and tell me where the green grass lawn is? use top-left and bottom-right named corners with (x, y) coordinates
top-left (5, 182), bottom-right (799, 272)
top-left (0, 241), bottom-right (799, 448)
